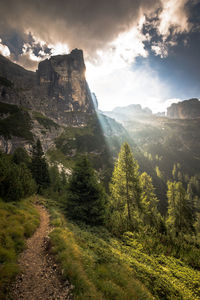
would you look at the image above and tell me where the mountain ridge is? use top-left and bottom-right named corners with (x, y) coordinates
top-left (167, 98), bottom-right (200, 119)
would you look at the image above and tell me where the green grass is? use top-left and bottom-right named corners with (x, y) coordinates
top-left (48, 207), bottom-right (154, 300)
top-left (0, 102), bottom-right (33, 140)
top-left (47, 207), bottom-right (200, 300)
top-left (0, 197), bottom-right (40, 299)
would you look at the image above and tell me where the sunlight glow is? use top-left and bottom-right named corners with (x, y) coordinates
top-left (49, 43), bottom-right (69, 56)
top-left (0, 39), bottom-right (10, 57)
top-left (84, 17), bottom-right (178, 113)
top-left (86, 23), bottom-right (171, 113)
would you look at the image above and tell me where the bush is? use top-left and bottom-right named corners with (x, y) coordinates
top-left (0, 152), bottom-right (36, 202)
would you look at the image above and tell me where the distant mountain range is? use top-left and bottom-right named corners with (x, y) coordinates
top-left (104, 99), bottom-right (200, 122)
top-left (103, 99), bottom-right (200, 211)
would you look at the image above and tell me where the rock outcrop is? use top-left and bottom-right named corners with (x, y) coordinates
top-left (0, 49), bottom-right (94, 126)
top-left (167, 99), bottom-right (200, 119)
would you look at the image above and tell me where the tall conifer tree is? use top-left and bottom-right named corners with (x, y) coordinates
top-left (140, 172), bottom-right (161, 228)
top-left (30, 139), bottom-right (50, 193)
top-left (167, 181), bottom-right (195, 236)
top-left (109, 142), bottom-right (141, 233)
top-left (66, 155), bottom-right (107, 225)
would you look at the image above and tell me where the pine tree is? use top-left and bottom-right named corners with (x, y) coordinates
top-left (186, 179), bottom-right (198, 232)
top-left (109, 143), bottom-right (141, 233)
top-left (66, 155), bottom-right (107, 225)
top-left (167, 181), bottom-right (195, 236)
top-left (30, 139), bottom-right (50, 193)
top-left (0, 152), bottom-right (36, 201)
top-left (12, 147), bottom-right (30, 166)
top-left (140, 172), bottom-right (161, 229)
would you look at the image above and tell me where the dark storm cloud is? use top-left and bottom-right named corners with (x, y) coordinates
top-left (0, 0), bottom-right (161, 58)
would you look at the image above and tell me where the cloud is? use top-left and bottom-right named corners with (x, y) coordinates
top-left (0, 0), bottom-right (196, 113)
top-left (0, 0), bottom-right (194, 68)
top-left (0, 0), bottom-right (161, 60)
top-left (151, 41), bottom-right (169, 58)
top-left (0, 39), bottom-right (10, 57)
top-left (158, 0), bottom-right (190, 39)
top-left (86, 58), bottom-right (171, 113)
top-left (141, 0), bottom-right (192, 59)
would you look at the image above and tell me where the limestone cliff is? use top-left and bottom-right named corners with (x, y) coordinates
top-left (167, 99), bottom-right (200, 119)
top-left (0, 49), bottom-right (94, 125)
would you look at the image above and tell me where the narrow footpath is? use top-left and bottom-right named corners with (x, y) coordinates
top-left (10, 205), bottom-right (72, 300)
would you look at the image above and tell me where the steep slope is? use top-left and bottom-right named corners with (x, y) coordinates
top-left (0, 52), bottom-right (133, 178)
top-left (104, 103), bottom-right (200, 211)
top-left (104, 103), bottom-right (200, 178)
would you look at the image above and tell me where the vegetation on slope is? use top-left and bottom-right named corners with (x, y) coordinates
top-left (48, 207), bottom-right (200, 300)
top-left (0, 151), bottom-right (36, 202)
top-left (52, 114), bottom-right (109, 167)
top-left (0, 198), bottom-right (39, 299)
top-left (44, 143), bottom-right (200, 299)
top-left (0, 111), bottom-right (199, 300)
top-left (32, 111), bottom-right (59, 130)
top-left (0, 102), bottom-right (33, 141)
top-left (49, 207), bottom-right (154, 300)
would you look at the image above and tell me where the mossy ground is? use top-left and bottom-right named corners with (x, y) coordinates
top-left (0, 197), bottom-right (40, 299)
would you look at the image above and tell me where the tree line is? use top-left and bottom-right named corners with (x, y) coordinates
top-left (1, 139), bottom-right (199, 240)
top-left (66, 142), bottom-right (200, 240)
top-left (0, 139), bottom-right (50, 201)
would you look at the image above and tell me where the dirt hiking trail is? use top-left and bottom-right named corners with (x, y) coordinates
top-left (10, 205), bottom-right (72, 300)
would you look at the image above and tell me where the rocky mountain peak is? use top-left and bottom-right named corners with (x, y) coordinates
top-left (167, 98), bottom-right (200, 119)
top-left (0, 49), bottom-right (95, 125)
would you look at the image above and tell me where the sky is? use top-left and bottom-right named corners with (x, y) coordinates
top-left (0, 0), bottom-right (200, 112)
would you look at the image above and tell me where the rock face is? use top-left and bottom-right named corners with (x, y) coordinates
top-left (167, 99), bottom-right (200, 119)
top-left (36, 49), bottom-right (94, 120)
top-left (0, 49), bottom-right (94, 125)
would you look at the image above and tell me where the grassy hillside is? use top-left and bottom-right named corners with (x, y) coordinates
top-left (0, 197), bottom-right (39, 299)
top-left (48, 207), bottom-right (153, 300)
top-left (45, 202), bottom-right (200, 300)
